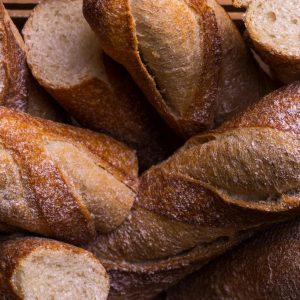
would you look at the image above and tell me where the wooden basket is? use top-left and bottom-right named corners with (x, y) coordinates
top-left (4, 0), bottom-right (246, 29)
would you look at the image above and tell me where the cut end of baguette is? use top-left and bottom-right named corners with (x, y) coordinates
top-left (246, 0), bottom-right (300, 57)
top-left (11, 247), bottom-right (109, 300)
top-left (23, 0), bottom-right (106, 87)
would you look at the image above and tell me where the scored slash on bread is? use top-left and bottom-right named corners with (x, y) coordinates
top-left (234, 0), bottom-right (300, 83)
top-left (0, 236), bottom-right (109, 300)
top-left (0, 106), bottom-right (138, 244)
top-left (85, 82), bottom-right (300, 299)
top-left (167, 218), bottom-right (300, 300)
top-left (83, 0), bottom-right (270, 138)
top-left (23, 0), bottom-right (180, 171)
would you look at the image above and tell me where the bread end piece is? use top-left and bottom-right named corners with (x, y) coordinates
top-left (245, 0), bottom-right (300, 83)
top-left (0, 237), bottom-right (110, 300)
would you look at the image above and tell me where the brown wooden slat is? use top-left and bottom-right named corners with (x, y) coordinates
top-left (218, 0), bottom-right (234, 5)
top-left (3, 0), bottom-right (39, 4)
top-left (4, 0), bottom-right (234, 4)
top-left (7, 8), bottom-right (31, 18)
top-left (4, 0), bottom-right (245, 24)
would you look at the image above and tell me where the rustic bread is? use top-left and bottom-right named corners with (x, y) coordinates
top-left (0, 1), bottom-right (66, 122)
top-left (83, 0), bottom-right (270, 138)
top-left (0, 236), bottom-right (109, 300)
top-left (235, 0), bottom-right (300, 83)
top-left (0, 107), bottom-right (138, 244)
top-left (85, 82), bottom-right (300, 299)
top-left (167, 218), bottom-right (300, 300)
top-left (23, 0), bottom-right (179, 171)
top-left (0, 1), bottom-right (28, 111)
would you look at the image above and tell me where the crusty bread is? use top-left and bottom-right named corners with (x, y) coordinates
top-left (0, 1), bottom-right (67, 122)
top-left (83, 0), bottom-right (269, 138)
top-left (0, 107), bottom-right (138, 244)
top-left (167, 218), bottom-right (300, 300)
top-left (0, 1), bottom-right (28, 111)
top-left (23, 0), bottom-right (179, 171)
top-left (0, 236), bottom-right (109, 300)
top-left (238, 0), bottom-right (300, 83)
top-left (85, 82), bottom-right (300, 299)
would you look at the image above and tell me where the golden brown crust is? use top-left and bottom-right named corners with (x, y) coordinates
top-left (83, 0), bottom-right (268, 138)
top-left (24, 0), bottom-right (179, 171)
top-left (0, 236), bottom-right (108, 300)
top-left (220, 80), bottom-right (300, 134)
top-left (45, 55), bottom-right (179, 171)
top-left (0, 107), bottom-right (138, 244)
top-left (0, 2), bottom-right (68, 123)
top-left (0, 2), bottom-right (28, 112)
top-left (167, 219), bottom-right (300, 300)
top-left (86, 83), bottom-right (300, 299)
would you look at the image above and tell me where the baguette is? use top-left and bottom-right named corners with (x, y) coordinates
top-left (167, 218), bottom-right (300, 300)
top-left (23, 0), bottom-right (179, 171)
top-left (0, 1), bottom-right (28, 111)
top-left (83, 0), bottom-right (270, 138)
top-left (0, 236), bottom-right (109, 300)
top-left (86, 82), bottom-right (300, 299)
top-left (0, 107), bottom-right (138, 244)
top-left (235, 0), bottom-right (300, 83)
top-left (0, 1), bottom-right (66, 122)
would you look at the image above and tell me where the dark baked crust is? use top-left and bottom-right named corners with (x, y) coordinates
top-left (167, 218), bottom-right (300, 300)
top-left (86, 82), bottom-right (300, 299)
top-left (0, 2), bottom-right (28, 111)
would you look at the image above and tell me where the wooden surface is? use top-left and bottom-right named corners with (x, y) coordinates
top-left (3, 0), bottom-right (245, 24)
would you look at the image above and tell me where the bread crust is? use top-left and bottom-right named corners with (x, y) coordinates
top-left (0, 2), bottom-right (67, 123)
top-left (0, 2), bottom-right (28, 111)
top-left (86, 82), bottom-right (300, 299)
top-left (83, 0), bottom-right (268, 138)
top-left (0, 107), bottom-right (138, 244)
top-left (244, 0), bottom-right (300, 83)
top-left (23, 0), bottom-right (179, 171)
top-left (167, 218), bottom-right (300, 300)
top-left (0, 236), bottom-right (109, 300)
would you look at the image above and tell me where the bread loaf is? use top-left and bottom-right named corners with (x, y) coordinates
top-left (0, 1), bottom-right (67, 122)
top-left (167, 218), bottom-right (300, 300)
top-left (23, 0), bottom-right (180, 171)
top-left (0, 1), bottom-right (28, 111)
top-left (0, 236), bottom-right (109, 300)
top-left (85, 82), bottom-right (300, 299)
top-left (235, 0), bottom-right (300, 83)
top-left (0, 107), bottom-right (138, 244)
top-left (83, 0), bottom-right (270, 138)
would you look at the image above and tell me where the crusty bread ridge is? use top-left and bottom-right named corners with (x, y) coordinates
top-left (167, 218), bottom-right (300, 300)
top-left (83, 0), bottom-right (269, 138)
top-left (0, 236), bottom-right (109, 300)
top-left (0, 107), bottom-right (138, 244)
top-left (85, 82), bottom-right (300, 299)
top-left (0, 1), bottom-right (28, 111)
top-left (23, 0), bottom-right (179, 171)
top-left (236, 0), bottom-right (300, 83)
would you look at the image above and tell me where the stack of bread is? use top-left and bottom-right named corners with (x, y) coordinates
top-left (0, 0), bottom-right (299, 299)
